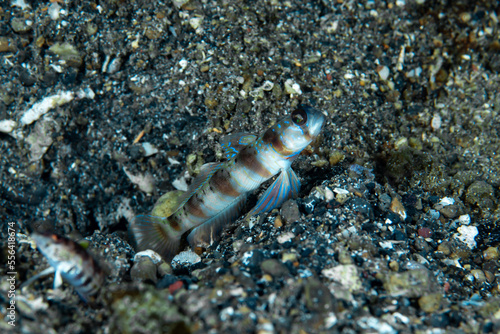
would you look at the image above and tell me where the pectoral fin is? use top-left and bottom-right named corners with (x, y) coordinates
top-left (187, 194), bottom-right (247, 248)
top-left (246, 168), bottom-right (300, 218)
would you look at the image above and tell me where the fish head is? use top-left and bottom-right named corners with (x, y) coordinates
top-left (32, 232), bottom-right (74, 263)
top-left (278, 105), bottom-right (325, 153)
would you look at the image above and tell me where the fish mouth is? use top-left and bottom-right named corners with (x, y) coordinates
top-left (300, 105), bottom-right (325, 138)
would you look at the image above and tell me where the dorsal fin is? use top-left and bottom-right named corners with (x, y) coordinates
top-left (172, 162), bottom-right (222, 215)
top-left (220, 133), bottom-right (257, 160)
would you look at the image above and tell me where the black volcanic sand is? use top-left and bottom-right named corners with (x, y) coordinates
top-left (0, 1), bottom-right (499, 333)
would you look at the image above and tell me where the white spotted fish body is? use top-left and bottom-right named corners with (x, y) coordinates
top-left (30, 232), bottom-right (104, 303)
top-left (131, 105), bottom-right (325, 260)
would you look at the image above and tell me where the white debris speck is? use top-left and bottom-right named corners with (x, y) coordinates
top-left (172, 0), bottom-right (189, 9)
top-left (123, 167), bottom-right (154, 194)
top-left (344, 72), bottom-right (355, 80)
top-left (168, 157), bottom-right (181, 165)
top-left (189, 17), bottom-right (203, 30)
top-left (0, 120), bottom-right (17, 133)
top-left (229, 287), bottom-right (244, 297)
top-left (377, 66), bottom-right (390, 80)
top-left (324, 187), bottom-right (334, 201)
top-left (115, 198), bottom-right (135, 226)
top-left (284, 79), bottom-right (302, 96)
top-left (48, 2), bottom-right (61, 20)
top-left (358, 317), bottom-right (396, 334)
top-left (106, 57), bottom-right (122, 74)
top-left (76, 87), bottom-right (95, 100)
top-left (431, 114), bottom-right (442, 130)
top-left (15, 295), bottom-right (48, 313)
top-left (26, 118), bottom-right (60, 161)
top-left (172, 176), bottom-right (189, 191)
top-left (179, 59), bottom-right (188, 71)
top-left (11, 0), bottom-right (30, 9)
top-left (277, 232), bottom-right (295, 244)
top-left (392, 312), bottom-right (410, 324)
top-left (396, 46), bottom-right (405, 71)
top-left (379, 241), bottom-right (394, 249)
top-left (333, 188), bottom-right (349, 195)
top-left (438, 197), bottom-right (455, 206)
top-left (458, 214), bottom-right (471, 225)
top-left (325, 312), bottom-right (338, 328)
top-left (455, 225), bottom-right (478, 249)
top-left (142, 142), bottom-right (158, 157)
top-left (20, 91), bottom-right (75, 125)
top-left (134, 250), bottom-right (163, 264)
top-left (50, 64), bottom-right (64, 73)
top-left (322, 264), bottom-right (362, 292)
top-left (172, 250), bottom-right (201, 265)
top-left (261, 80), bottom-right (274, 91)
top-left (220, 306), bottom-right (234, 321)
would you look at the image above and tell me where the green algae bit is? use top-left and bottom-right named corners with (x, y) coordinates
top-left (151, 190), bottom-right (186, 218)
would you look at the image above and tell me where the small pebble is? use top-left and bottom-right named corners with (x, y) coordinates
top-left (483, 247), bottom-right (499, 261)
top-left (377, 65), bottom-right (390, 80)
top-left (438, 204), bottom-right (459, 219)
top-left (418, 293), bottom-right (442, 313)
top-left (431, 114), bottom-right (442, 130)
top-left (470, 269), bottom-right (486, 283)
top-left (130, 257), bottom-right (157, 283)
top-left (390, 197), bottom-right (406, 220)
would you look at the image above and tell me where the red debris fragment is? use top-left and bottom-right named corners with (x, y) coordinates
top-left (168, 280), bottom-right (184, 294)
top-left (418, 227), bottom-right (432, 238)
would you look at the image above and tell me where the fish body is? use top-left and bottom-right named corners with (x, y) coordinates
top-left (131, 105), bottom-right (325, 260)
top-left (29, 232), bottom-right (104, 303)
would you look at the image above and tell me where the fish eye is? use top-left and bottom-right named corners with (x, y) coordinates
top-left (291, 108), bottom-right (307, 126)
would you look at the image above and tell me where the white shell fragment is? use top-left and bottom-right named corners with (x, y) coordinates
top-left (172, 250), bottom-right (201, 265)
top-left (458, 214), bottom-right (471, 225)
top-left (431, 114), bottom-right (442, 130)
top-left (134, 250), bottom-right (163, 264)
top-left (189, 17), bottom-right (203, 30)
top-left (142, 142), bottom-right (159, 157)
top-left (322, 264), bottom-right (362, 292)
top-left (284, 79), bottom-right (302, 96)
top-left (0, 120), bottom-right (17, 133)
top-left (48, 2), bottom-right (61, 20)
top-left (26, 118), bottom-right (60, 161)
top-left (172, 0), bottom-right (189, 9)
top-left (438, 197), bottom-right (455, 206)
top-left (261, 80), bottom-right (274, 91)
top-left (172, 175), bottom-right (189, 191)
top-left (123, 167), bottom-right (154, 194)
top-left (277, 232), bottom-right (295, 244)
top-left (377, 65), bottom-right (390, 80)
top-left (20, 91), bottom-right (74, 125)
top-left (333, 188), bottom-right (349, 195)
top-left (11, 0), bottom-right (31, 10)
top-left (455, 225), bottom-right (478, 249)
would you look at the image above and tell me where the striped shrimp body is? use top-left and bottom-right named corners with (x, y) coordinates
top-left (131, 105), bottom-right (325, 260)
top-left (23, 232), bottom-right (104, 303)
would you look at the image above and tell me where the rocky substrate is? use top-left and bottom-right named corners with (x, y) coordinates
top-left (0, 0), bottom-right (499, 333)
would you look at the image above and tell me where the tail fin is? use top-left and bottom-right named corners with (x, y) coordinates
top-left (130, 215), bottom-right (181, 261)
